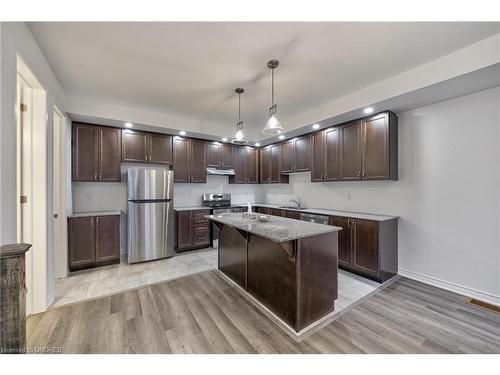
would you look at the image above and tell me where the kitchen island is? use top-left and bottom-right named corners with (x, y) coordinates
top-left (206, 212), bottom-right (342, 333)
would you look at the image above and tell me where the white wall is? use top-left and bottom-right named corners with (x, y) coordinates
top-left (0, 22), bottom-right (67, 308)
top-left (262, 86), bottom-right (500, 304)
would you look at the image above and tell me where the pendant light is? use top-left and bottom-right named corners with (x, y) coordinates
top-left (263, 59), bottom-right (285, 135)
top-left (232, 88), bottom-right (248, 145)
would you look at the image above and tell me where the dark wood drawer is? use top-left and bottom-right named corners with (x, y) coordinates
top-left (194, 230), bottom-right (210, 245)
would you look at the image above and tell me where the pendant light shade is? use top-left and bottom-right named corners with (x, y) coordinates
top-left (232, 88), bottom-right (248, 145)
top-left (263, 59), bottom-right (285, 135)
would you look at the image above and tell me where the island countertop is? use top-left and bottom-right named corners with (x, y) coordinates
top-left (206, 212), bottom-right (341, 243)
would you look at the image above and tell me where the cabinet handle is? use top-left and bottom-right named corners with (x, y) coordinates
top-left (94, 172), bottom-right (98, 181)
top-left (357, 171), bottom-right (361, 178)
top-left (347, 218), bottom-right (350, 227)
top-left (362, 170), bottom-right (366, 179)
top-left (99, 173), bottom-right (102, 180)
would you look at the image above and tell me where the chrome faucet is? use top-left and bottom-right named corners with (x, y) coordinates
top-left (288, 196), bottom-right (303, 209)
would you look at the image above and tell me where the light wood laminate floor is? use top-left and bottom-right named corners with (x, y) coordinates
top-left (28, 270), bottom-right (500, 353)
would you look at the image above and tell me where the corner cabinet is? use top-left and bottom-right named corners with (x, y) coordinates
top-left (72, 123), bottom-right (122, 182)
top-left (122, 130), bottom-right (173, 165)
top-left (329, 215), bottom-right (398, 282)
top-left (173, 137), bottom-right (207, 183)
top-left (68, 215), bottom-right (120, 271)
top-left (311, 112), bottom-right (397, 182)
top-left (229, 146), bottom-right (258, 184)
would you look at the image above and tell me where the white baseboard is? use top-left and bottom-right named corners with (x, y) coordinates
top-left (398, 268), bottom-right (500, 307)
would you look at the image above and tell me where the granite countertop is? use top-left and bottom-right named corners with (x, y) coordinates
top-left (69, 210), bottom-right (122, 218)
top-left (252, 203), bottom-right (397, 222)
top-left (206, 213), bottom-right (341, 243)
top-left (174, 206), bottom-right (211, 211)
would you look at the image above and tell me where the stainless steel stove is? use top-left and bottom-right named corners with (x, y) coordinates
top-left (202, 194), bottom-right (247, 248)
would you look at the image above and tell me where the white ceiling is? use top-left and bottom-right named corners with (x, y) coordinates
top-left (29, 22), bottom-right (500, 131)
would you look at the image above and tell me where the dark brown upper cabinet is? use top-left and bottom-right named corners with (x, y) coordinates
top-left (122, 130), bottom-right (173, 165)
top-left (72, 122), bottom-right (121, 182)
top-left (280, 135), bottom-right (311, 174)
top-left (173, 137), bottom-right (206, 183)
top-left (311, 127), bottom-right (341, 182)
top-left (229, 146), bottom-right (258, 184)
top-left (340, 120), bottom-right (363, 181)
top-left (260, 144), bottom-right (289, 184)
top-left (362, 112), bottom-right (398, 180)
top-left (206, 142), bottom-right (234, 169)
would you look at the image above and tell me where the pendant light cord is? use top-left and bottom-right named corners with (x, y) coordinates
top-left (238, 92), bottom-right (241, 124)
top-left (271, 68), bottom-right (275, 106)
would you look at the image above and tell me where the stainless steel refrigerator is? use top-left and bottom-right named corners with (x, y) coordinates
top-left (127, 168), bottom-right (174, 263)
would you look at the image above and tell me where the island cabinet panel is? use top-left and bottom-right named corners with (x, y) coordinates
top-left (229, 146), bottom-right (259, 184)
top-left (218, 225), bottom-right (247, 288)
top-left (329, 215), bottom-right (398, 282)
top-left (340, 120), bottom-right (363, 181)
top-left (72, 123), bottom-right (121, 182)
top-left (247, 235), bottom-right (297, 327)
top-left (175, 209), bottom-right (210, 252)
top-left (68, 215), bottom-right (120, 271)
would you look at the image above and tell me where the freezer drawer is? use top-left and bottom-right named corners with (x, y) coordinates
top-left (127, 200), bottom-right (174, 263)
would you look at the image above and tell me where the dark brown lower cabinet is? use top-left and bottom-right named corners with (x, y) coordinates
top-left (68, 215), bottom-right (120, 271)
top-left (329, 215), bottom-right (398, 282)
top-left (175, 209), bottom-right (210, 252)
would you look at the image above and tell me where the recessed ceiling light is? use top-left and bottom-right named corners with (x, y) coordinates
top-left (179, 131), bottom-right (186, 136)
top-left (255, 143), bottom-right (261, 147)
top-left (222, 137), bottom-right (228, 142)
top-left (124, 122), bottom-right (133, 128)
top-left (312, 124), bottom-right (320, 129)
top-left (364, 107), bottom-right (374, 114)
top-left (279, 135), bottom-right (285, 140)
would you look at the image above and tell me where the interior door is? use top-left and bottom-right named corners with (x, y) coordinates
top-left (340, 121), bottom-right (362, 181)
top-left (294, 135), bottom-right (311, 172)
top-left (72, 123), bottom-right (98, 181)
top-left (362, 113), bottom-right (390, 180)
top-left (325, 127), bottom-right (341, 181)
top-left (99, 127), bottom-right (121, 181)
top-left (310, 131), bottom-right (325, 182)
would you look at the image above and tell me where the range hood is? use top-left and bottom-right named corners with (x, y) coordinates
top-left (206, 167), bottom-right (235, 176)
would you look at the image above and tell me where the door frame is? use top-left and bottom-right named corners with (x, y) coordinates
top-left (16, 56), bottom-right (48, 315)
